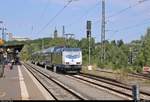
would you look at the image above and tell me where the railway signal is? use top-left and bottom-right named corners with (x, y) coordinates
top-left (86, 20), bottom-right (92, 66)
top-left (86, 21), bottom-right (91, 38)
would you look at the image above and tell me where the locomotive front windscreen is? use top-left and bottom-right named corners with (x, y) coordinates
top-left (63, 48), bottom-right (81, 52)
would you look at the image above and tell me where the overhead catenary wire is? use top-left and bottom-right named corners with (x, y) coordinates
top-left (86, 0), bottom-right (150, 43)
top-left (113, 18), bottom-right (150, 33)
top-left (103, 17), bottom-right (150, 36)
top-left (39, 2), bottom-right (50, 20)
top-left (36, 0), bottom-right (73, 34)
top-left (65, 0), bottom-right (101, 27)
top-left (65, 0), bottom-right (149, 29)
top-left (103, 0), bottom-right (150, 41)
top-left (106, 0), bottom-right (149, 20)
top-left (32, 0), bottom-right (51, 35)
top-left (63, 0), bottom-right (101, 40)
top-left (92, 0), bottom-right (150, 25)
top-left (34, 0), bottom-right (149, 42)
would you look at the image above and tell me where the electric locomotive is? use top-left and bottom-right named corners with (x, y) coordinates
top-left (31, 46), bottom-right (82, 73)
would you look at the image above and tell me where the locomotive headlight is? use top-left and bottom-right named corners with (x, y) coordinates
top-left (66, 62), bottom-right (69, 64)
top-left (76, 62), bottom-right (80, 64)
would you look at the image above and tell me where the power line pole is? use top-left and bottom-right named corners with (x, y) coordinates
top-left (42, 39), bottom-right (44, 50)
top-left (89, 34), bottom-right (91, 65)
top-left (87, 20), bottom-right (92, 65)
top-left (0, 21), bottom-right (7, 41)
top-left (64, 33), bottom-right (74, 47)
top-left (101, 0), bottom-right (106, 63)
top-left (62, 25), bottom-right (65, 38)
top-left (2, 27), bottom-right (7, 41)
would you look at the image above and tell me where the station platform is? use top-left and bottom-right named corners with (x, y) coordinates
top-left (0, 64), bottom-right (54, 100)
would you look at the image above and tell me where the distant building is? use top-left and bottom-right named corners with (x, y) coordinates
top-left (54, 27), bottom-right (58, 38)
top-left (12, 37), bottom-right (30, 41)
top-left (6, 33), bottom-right (30, 41)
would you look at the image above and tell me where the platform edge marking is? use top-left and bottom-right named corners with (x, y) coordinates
top-left (22, 65), bottom-right (54, 100)
top-left (18, 65), bottom-right (29, 100)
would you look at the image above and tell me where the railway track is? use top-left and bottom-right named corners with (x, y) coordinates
top-left (96, 68), bottom-right (150, 80)
top-left (22, 62), bottom-right (86, 100)
top-left (24, 62), bottom-right (150, 100)
top-left (66, 73), bottom-right (150, 100)
top-left (129, 73), bottom-right (150, 80)
top-left (25, 62), bottom-right (130, 100)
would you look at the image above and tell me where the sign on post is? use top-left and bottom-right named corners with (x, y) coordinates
top-left (88, 65), bottom-right (92, 70)
top-left (132, 85), bottom-right (140, 101)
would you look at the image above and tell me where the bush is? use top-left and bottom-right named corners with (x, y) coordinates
top-left (97, 61), bottom-right (105, 68)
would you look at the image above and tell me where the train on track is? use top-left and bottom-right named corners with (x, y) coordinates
top-left (31, 46), bottom-right (82, 73)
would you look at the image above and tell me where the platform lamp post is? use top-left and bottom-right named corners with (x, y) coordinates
top-left (0, 21), bottom-right (7, 42)
top-left (0, 21), bottom-right (3, 24)
top-left (0, 21), bottom-right (3, 40)
top-left (1, 28), bottom-right (7, 42)
top-left (0, 21), bottom-right (4, 77)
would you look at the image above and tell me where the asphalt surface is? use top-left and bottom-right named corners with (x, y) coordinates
top-left (0, 64), bottom-right (51, 100)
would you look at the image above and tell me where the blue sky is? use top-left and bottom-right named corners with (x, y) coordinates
top-left (0, 0), bottom-right (150, 43)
